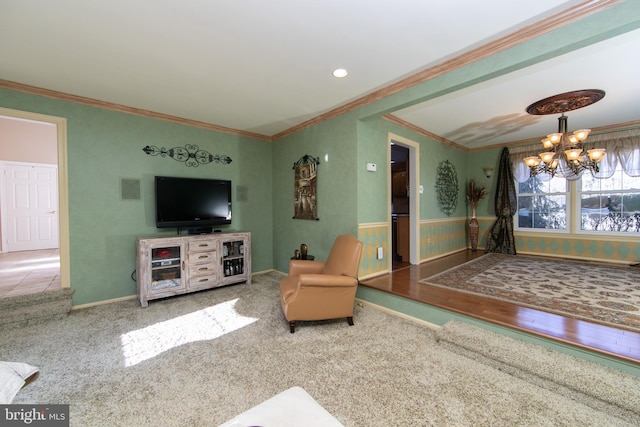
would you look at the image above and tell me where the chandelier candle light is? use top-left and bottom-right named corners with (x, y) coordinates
top-left (523, 90), bottom-right (606, 177)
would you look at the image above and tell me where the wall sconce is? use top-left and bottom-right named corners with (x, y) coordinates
top-left (482, 167), bottom-right (494, 178)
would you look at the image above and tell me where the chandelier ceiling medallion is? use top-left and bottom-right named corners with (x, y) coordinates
top-left (523, 89), bottom-right (606, 177)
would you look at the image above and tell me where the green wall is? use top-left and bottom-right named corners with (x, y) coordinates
top-left (0, 89), bottom-right (273, 306)
top-left (355, 119), bottom-right (389, 224)
top-left (357, 117), bottom-right (472, 223)
top-left (271, 112), bottom-right (359, 272)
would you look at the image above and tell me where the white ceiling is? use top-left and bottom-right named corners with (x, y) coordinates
top-left (1, 1), bottom-right (638, 148)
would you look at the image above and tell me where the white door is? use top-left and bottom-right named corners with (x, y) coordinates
top-left (3, 163), bottom-right (59, 251)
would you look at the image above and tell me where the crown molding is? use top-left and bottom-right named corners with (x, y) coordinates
top-left (382, 114), bottom-right (468, 152)
top-left (0, 79), bottom-right (272, 142)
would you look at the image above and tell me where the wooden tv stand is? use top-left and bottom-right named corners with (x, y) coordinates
top-left (136, 231), bottom-right (251, 307)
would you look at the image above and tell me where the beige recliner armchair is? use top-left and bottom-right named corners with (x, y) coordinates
top-left (279, 234), bottom-right (364, 333)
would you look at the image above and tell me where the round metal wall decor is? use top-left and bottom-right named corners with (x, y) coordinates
top-left (435, 160), bottom-right (458, 216)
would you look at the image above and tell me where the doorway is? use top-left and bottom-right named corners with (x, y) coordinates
top-left (388, 133), bottom-right (419, 271)
top-left (0, 108), bottom-right (69, 298)
top-left (391, 144), bottom-right (410, 269)
top-left (2, 162), bottom-right (59, 252)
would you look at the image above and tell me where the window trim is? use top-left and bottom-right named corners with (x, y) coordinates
top-left (573, 171), bottom-right (640, 236)
top-left (514, 175), bottom-right (570, 233)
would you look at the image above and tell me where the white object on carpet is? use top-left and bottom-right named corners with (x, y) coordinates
top-left (218, 386), bottom-right (344, 427)
top-left (0, 361), bottom-right (39, 404)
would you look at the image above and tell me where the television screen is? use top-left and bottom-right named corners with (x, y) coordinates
top-left (155, 176), bottom-right (232, 231)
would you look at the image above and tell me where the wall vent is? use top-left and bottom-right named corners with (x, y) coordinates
top-left (121, 178), bottom-right (141, 200)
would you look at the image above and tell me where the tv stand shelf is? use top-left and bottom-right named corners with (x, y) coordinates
top-left (136, 231), bottom-right (251, 307)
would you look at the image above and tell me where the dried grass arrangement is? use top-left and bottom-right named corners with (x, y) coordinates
top-left (466, 180), bottom-right (487, 209)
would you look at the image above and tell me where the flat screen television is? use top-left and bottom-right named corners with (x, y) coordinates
top-left (155, 176), bottom-right (232, 233)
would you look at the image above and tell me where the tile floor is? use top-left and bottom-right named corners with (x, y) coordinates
top-left (0, 249), bottom-right (60, 298)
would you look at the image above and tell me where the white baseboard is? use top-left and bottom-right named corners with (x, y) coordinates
top-left (72, 294), bottom-right (137, 311)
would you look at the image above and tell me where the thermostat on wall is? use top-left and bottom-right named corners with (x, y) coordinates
top-left (366, 163), bottom-right (377, 172)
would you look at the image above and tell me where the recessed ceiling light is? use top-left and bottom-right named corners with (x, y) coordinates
top-left (332, 68), bottom-right (348, 78)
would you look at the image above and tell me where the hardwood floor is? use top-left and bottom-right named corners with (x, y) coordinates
top-left (360, 250), bottom-right (640, 365)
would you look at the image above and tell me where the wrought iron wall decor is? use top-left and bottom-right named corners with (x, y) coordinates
top-left (293, 154), bottom-right (320, 220)
top-left (435, 159), bottom-right (459, 216)
top-left (142, 144), bottom-right (232, 167)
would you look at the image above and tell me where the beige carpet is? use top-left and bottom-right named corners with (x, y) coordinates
top-left (420, 253), bottom-right (640, 332)
top-left (2, 271), bottom-right (639, 426)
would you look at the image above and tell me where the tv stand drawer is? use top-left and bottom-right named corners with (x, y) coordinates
top-left (189, 241), bottom-right (216, 252)
top-left (189, 262), bottom-right (218, 276)
top-left (188, 274), bottom-right (219, 289)
top-left (189, 251), bottom-right (217, 264)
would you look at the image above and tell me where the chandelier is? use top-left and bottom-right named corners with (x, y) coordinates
top-left (523, 89), bottom-right (606, 177)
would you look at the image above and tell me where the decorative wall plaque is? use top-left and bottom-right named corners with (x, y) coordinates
top-left (142, 144), bottom-right (231, 167)
top-left (293, 155), bottom-right (319, 220)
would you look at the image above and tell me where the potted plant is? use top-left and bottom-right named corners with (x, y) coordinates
top-left (466, 180), bottom-right (487, 251)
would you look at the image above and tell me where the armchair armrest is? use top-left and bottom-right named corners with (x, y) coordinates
top-left (299, 274), bottom-right (357, 288)
top-left (289, 260), bottom-right (325, 276)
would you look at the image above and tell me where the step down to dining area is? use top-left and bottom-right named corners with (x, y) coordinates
top-left (0, 288), bottom-right (73, 330)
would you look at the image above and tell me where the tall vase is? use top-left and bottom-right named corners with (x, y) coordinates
top-left (469, 206), bottom-right (479, 251)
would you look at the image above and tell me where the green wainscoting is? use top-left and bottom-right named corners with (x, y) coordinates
top-left (516, 233), bottom-right (640, 263)
top-left (420, 218), bottom-right (468, 261)
top-left (475, 217), bottom-right (494, 252)
top-left (359, 217), bottom-right (487, 279)
top-left (358, 223), bottom-right (389, 278)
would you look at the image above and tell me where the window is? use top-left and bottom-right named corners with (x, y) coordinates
top-left (516, 175), bottom-right (568, 230)
top-left (511, 131), bottom-right (640, 235)
top-left (579, 165), bottom-right (640, 233)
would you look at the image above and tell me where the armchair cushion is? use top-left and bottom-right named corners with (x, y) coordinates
top-left (288, 259), bottom-right (325, 276)
top-left (281, 274), bottom-right (358, 303)
top-left (323, 234), bottom-right (362, 277)
top-left (298, 274), bottom-right (358, 288)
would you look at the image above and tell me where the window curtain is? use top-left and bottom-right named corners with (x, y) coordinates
top-left (510, 129), bottom-right (640, 182)
top-left (485, 147), bottom-right (517, 254)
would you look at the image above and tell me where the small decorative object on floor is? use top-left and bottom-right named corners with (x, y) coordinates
top-left (466, 180), bottom-right (487, 251)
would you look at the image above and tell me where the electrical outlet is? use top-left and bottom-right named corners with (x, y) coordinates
top-left (377, 247), bottom-right (384, 260)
